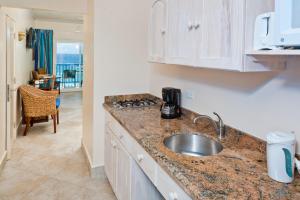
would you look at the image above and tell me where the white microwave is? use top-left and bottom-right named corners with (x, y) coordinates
top-left (275, 0), bottom-right (300, 47)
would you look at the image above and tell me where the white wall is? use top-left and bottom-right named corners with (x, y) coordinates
top-left (34, 20), bottom-right (84, 74)
top-left (0, 7), bottom-right (7, 166)
top-left (4, 8), bottom-right (34, 135)
top-left (83, 0), bottom-right (151, 168)
top-left (34, 20), bottom-right (84, 41)
top-left (149, 61), bottom-right (300, 154)
top-left (0, 7), bottom-right (34, 165)
top-left (0, 0), bottom-right (86, 14)
top-left (3, 7), bottom-right (34, 87)
top-left (82, 0), bottom-right (95, 168)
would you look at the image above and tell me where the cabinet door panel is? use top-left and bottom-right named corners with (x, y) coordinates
top-left (149, 0), bottom-right (167, 62)
top-left (131, 160), bottom-right (163, 200)
top-left (192, 0), bottom-right (204, 61)
top-left (104, 127), bottom-right (118, 192)
top-left (166, 0), bottom-right (194, 65)
top-left (116, 140), bottom-right (131, 200)
top-left (104, 127), bottom-right (115, 189)
top-left (198, 0), bottom-right (244, 70)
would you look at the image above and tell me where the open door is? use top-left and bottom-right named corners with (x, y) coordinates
top-left (5, 16), bottom-right (16, 158)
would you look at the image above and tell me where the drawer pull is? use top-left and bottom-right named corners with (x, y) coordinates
top-left (119, 135), bottom-right (124, 139)
top-left (111, 141), bottom-right (117, 148)
top-left (137, 154), bottom-right (144, 162)
top-left (169, 192), bottom-right (178, 200)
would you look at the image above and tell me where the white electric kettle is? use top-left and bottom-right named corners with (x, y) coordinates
top-left (267, 132), bottom-right (296, 183)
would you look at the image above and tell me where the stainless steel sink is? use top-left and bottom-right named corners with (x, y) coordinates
top-left (163, 134), bottom-right (223, 157)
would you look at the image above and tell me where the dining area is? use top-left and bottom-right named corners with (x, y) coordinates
top-left (18, 27), bottom-right (84, 137)
top-left (20, 70), bottom-right (61, 136)
top-left (20, 84), bottom-right (60, 136)
top-left (31, 69), bottom-right (61, 93)
top-left (18, 28), bottom-right (62, 136)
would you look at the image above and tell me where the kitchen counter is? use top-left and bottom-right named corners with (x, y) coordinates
top-left (103, 94), bottom-right (300, 200)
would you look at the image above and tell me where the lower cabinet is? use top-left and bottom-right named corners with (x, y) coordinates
top-left (105, 122), bottom-right (163, 200)
top-left (131, 158), bottom-right (163, 200)
top-left (104, 126), bottom-right (116, 190)
top-left (105, 112), bottom-right (191, 200)
top-left (115, 138), bottom-right (131, 200)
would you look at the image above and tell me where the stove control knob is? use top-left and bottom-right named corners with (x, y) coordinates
top-left (137, 154), bottom-right (144, 162)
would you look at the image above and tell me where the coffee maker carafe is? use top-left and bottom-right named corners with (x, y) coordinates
top-left (161, 87), bottom-right (182, 119)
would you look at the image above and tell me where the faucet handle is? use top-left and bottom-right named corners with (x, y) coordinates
top-left (213, 112), bottom-right (225, 139)
top-left (213, 112), bottom-right (223, 124)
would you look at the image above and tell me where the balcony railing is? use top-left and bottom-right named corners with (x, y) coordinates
top-left (56, 63), bottom-right (83, 89)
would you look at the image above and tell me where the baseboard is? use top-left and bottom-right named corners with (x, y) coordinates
top-left (0, 151), bottom-right (7, 174)
top-left (81, 139), bottom-right (93, 168)
top-left (90, 165), bottom-right (106, 179)
top-left (16, 118), bottom-right (23, 137)
top-left (61, 88), bottom-right (82, 93)
top-left (81, 140), bottom-right (106, 179)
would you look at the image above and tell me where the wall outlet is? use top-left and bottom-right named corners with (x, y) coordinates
top-left (183, 90), bottom-right (194, 100)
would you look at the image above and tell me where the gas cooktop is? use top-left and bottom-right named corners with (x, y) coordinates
top-left (112, 99), bottom-right (157, 109)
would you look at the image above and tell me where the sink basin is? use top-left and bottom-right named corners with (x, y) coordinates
top-left (163, 134), bottom-right (223, 157)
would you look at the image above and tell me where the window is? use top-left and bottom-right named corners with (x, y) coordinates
top-left (56, 42), bottom-right (83, 89)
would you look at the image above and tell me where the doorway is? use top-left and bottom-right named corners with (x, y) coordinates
top-left (56, 42), bottom-right (84, 92)
top-left (5, 16), bottom-right (16, 158)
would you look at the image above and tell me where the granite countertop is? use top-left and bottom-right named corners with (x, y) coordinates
top-left (103, 94), bottom-right (300, 200)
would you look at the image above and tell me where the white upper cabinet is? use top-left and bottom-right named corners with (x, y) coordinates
top-left (166, 0), bottom-right (195, 65)
top-left (149, 0), bottom-right (283, 72)
top-left (197, 0), bottom-right (244, 70)
top-left (149, 0), bottom-right (167, 62)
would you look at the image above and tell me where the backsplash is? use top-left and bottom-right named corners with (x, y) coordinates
top-left (149, 59), bottom-right (300, 154)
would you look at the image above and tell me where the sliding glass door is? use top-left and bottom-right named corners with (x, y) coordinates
top-left (56, 42), bottom-right (83, 90)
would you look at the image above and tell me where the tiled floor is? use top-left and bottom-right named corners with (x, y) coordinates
top-left (0, 92), bottom-right (116, 200)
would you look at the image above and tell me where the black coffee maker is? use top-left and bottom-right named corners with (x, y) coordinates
top-left (160, 87), bottom-right (182, 119)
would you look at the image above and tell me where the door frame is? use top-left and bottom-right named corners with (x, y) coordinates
top-left (5, 15), bottom-right (16, 158)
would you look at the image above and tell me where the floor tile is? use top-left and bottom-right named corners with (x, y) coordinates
top-left (0, 92), bottom-right (116, 200)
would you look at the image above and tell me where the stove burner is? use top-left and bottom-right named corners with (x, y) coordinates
top-left (113, 99), bottom-right (156, 109)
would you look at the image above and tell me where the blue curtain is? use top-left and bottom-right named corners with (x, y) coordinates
top-left (31, 29), bottom-right (53, 74)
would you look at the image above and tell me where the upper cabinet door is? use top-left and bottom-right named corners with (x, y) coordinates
top-left (166, 0), bottom-right (195, 65)
top-left (192, 0), bottom-right (204, 63)
top-left (149, 0), bottom-right (167, 62)
top-left (197, 0), bottom-right (244, 70)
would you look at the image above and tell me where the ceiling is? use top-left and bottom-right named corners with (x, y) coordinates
top-left (31, 9), bottom-right (84, 24)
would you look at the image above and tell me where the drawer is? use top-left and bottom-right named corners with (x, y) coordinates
top-left (105, 112), bottom-right (123, 138)
top-left (105, 112), bottom-right (134, 156)
top-left (106, 111), bottom-right (157, 185)
top-left (132, 141), bottom-right (157, 185)
top-left (157, 166), bottom-right (191, 200)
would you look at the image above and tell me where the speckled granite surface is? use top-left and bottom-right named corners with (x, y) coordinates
top-left (103, 94), bottom-right (300, 200)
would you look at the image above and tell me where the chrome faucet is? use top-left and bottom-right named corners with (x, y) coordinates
top-left (193, 112), bottom-right (225, 140)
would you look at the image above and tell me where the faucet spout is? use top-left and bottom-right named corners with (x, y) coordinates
top-left (193, 112), bottom-right (225, 140)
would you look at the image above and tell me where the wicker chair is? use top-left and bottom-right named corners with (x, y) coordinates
top-left (37, 68), bottom-right (46, 75)
top-left (19, 85), bottom-right (59, 136)
top-left (32, 70), bottom-right (41, 81)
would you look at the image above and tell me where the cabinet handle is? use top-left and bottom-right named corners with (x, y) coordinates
top-left (169, 192), bottom-right (178, 200)
top-left (119, 135), bottom-right (124, 139)
top-left (111, 141), bottom-right (117, 148)
top-left (187, 21), bottom-right (194, 30)
top-left (194, 21), bottom-right (200, 30)
top-left (137, 154), bottom-right (144, 162)
top-left (161, 28), bottom-right (166, 35)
